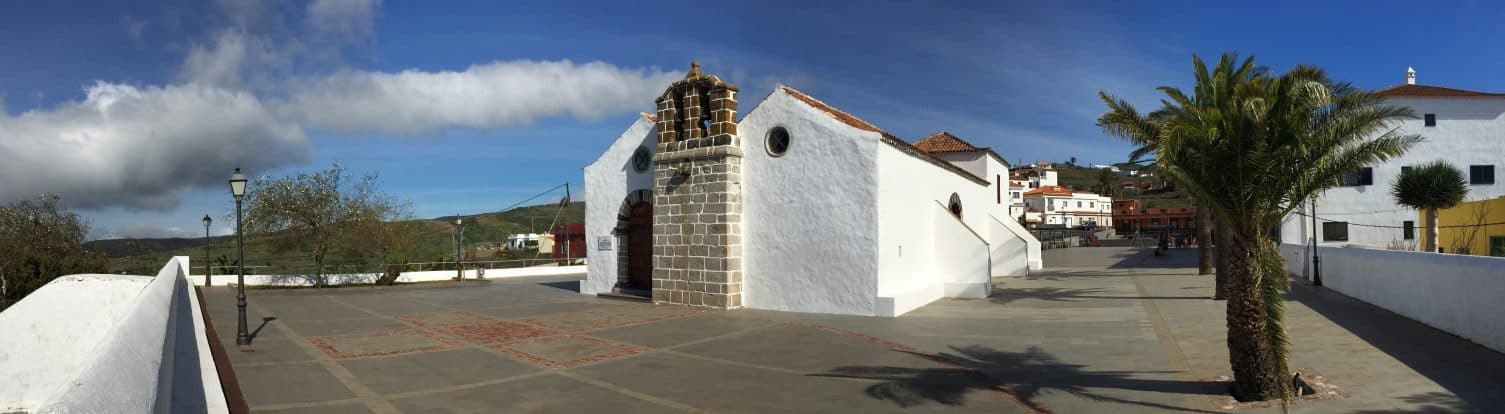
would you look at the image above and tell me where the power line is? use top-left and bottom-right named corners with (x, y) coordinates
top-left (1290, 210), bottom-right (1505, 229)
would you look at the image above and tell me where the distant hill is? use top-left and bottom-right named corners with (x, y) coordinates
top-left (86, 236), bottom-right (233, 258)
top-left (96, 201), bottom-right (586, 274)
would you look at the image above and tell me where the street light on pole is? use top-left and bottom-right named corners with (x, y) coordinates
top-left (454, 216), bottom-right (464, 281)
top-left (229, 168), bottom-right (249, 345)
top-left (202, 214), bottom-right (213, 287)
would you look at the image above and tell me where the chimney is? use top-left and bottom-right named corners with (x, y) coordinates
top-left (1406, 67), bottom-right (1416, 85)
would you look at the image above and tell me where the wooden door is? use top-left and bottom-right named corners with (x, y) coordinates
top-left (627, 202), bottom-right (653, 290)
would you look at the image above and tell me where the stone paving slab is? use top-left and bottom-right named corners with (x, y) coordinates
top-left (202, 252), bottom-right (1505, 413)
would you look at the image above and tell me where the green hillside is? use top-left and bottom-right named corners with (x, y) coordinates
top-left (99, 201), bottom-right (586, 275)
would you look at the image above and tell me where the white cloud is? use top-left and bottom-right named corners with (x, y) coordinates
top-left (180, 29), bottom-right (291, 88)
top-left (285, 60), bottom-right (681, 136)
top-left (115, 221), bottom-right (195, 239)
top-left (306, 0), bottom-right (379, 41)
top-left (0, 82), bottom-right (309, 210)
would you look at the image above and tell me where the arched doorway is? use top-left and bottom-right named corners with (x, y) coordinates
top-left (626, 202), bottom-right (653, 290)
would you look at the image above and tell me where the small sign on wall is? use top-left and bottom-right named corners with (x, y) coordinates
top-left (596, 236), bottom-right (613, 250)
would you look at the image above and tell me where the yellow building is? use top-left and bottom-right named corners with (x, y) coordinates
top-left (1430, 195), bottom-right (1505, 256)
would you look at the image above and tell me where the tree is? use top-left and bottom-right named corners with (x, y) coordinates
top-left (1092, 168), bottom-right (1121, 198)
top-left (1099, 54), bottom-right (1418, 401)
top-left (1390, 161), bottom-right (1467, 253)
top-left (243, 165), bottom-right (409, 287)
top-left (0, 195), bottom-right (108, 310)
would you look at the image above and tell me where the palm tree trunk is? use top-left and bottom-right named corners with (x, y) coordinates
top-left (1223, 229), bottom-right (1286, 401)
top-left (1196, 204), bottom-right (1213, 275)
top-left (1215, 215), bottom-right (1229, 300)
top-left (1426, 207), bottom-right (1440, 253)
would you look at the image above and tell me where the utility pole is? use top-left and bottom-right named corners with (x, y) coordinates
top-left (1311, 198), bottom-right (1322, 287)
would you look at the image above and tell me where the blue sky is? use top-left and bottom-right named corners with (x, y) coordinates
top-left (3, 0), bottom-right (1504, 239)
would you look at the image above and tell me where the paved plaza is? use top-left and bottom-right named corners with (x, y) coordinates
top-left (203, 246), bottom-right (1505, 413)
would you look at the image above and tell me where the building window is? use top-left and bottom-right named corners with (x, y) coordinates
top-left (765, 126), bottom-right (791, 157)
top-left (631, 146), bottom-right (651, 172)
top-left (1491, 236), bottom-right (1505, 257)
top-left (1077, 201), bottom-right (1083, 208)
top-left (1322, 221), bottom-right (1349, 242)
top-left (1403, 221), bottom-right (1414, 240)
top-left (996, 175), bottom-right (1002, 204)
top-left (948, 193), bottom-right (963, 218)
top-left (1339, 167), bottom-right (1374, 186)
top-left (1424, 113), bottom-right (1436, 127)
top-left (1401, 165), bottom-right (1412, 175)
top-left (1469, 165), bottom-right (1495, 185)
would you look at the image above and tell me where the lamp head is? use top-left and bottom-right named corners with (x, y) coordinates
top-left (229, 168), bottom-right (248, 200)
top-left (203, 214), bottom-right (213, 228)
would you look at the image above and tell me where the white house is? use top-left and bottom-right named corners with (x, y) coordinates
top-left (1023, 186), bottom-right (1112, 228)
top-left (582, 63), bottom-right (1042, 317)
top-left (1280, 68), bottom-right (1505, 250)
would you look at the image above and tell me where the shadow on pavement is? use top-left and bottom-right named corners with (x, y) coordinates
top-left (246, 316), bottom-right (277, 342)
top-left (1350, 391), bottom-right (1472, 413)
top-left (1289, 284), bottom-right (1505, 411)
top-left (814, 345), bottom-right (1220, 413)
top-left (537, 280), bottom-right (581, 293)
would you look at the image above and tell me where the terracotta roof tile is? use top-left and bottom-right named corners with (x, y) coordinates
top-left (778, 86), bottom-right (989, 185)
top-left (1375, 84), bottom-right (1505, 98)
top-left (1024, 185), bottom-right (1073, 197)
top-left (913, 131), bottom-right (982, 153)
top-left (779, 86), bottom-right (883, 133)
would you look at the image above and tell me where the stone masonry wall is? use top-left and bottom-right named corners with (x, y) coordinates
top-left (650, 63), bottom-right (742, 309)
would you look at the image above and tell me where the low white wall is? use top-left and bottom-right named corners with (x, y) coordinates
top-left (1279, 244), bottom-right (1505, 354)
top-left (187, 261), bottom-right (586, 287)
top-left (935, 203), bottom-right (992, 299)
top-left (0, 257), bottom-right (227, 413)
top-left (987, 214), bottom-right (1034, 277)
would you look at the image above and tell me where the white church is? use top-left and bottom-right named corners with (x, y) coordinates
top-left (582, 63), bottom-right (1041, 317)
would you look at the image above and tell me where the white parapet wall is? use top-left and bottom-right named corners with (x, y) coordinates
top-left (0, 256), bottom-right (227, 413)
top-left (1279, 244), bottom-right (1505, 354)
top-left (187, 262), bottom-right (587, 287)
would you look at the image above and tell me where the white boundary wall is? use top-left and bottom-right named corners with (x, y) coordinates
top-left (1, 256), bottom-right (228, 413)
top-left (188, 262), bottom-right (586, 287)
top-left (1279, 244), bottom-right (1505, 353)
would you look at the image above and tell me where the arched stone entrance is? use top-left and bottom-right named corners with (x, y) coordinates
top-left (615, 189), bottom-right (653, 293)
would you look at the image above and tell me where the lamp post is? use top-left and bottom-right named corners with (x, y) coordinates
top-left (229, 168), bottom-right (249, 345)
top-left (453, 216), bottom-right (464, 281)
top-left (1310, 198), bottom-right (1322, 287)
top-left (202, 214), bottom-right (213, 287)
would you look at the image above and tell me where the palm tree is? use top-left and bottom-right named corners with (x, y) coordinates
top-left (1092, 168), bottom-right (1121, 198)
top-left (1099, 57), bottom-right (1266, 285)
top-left (1099, 54), bottom-right (1418, 401)
top-left (1391, 161), bottom-right (1467, 252)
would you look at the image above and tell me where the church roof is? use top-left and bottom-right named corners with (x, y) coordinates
top-left (913, 131), bottom-right (982, 153)
top-left (778, 86), bottom-right (990, 185)
top-left (1375, 84), bottom-right (1505, 98)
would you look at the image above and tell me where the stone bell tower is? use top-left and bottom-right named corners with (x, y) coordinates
top-left (651, 62), bottom-right (743, 309)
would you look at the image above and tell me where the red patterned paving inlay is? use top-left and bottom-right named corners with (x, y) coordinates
top-left (307, 329), bottom-right (461, 360)
top-left (519, 305), bottom-right (701, 332)
top-left (488, 334), bottom-right (647, 369)
top-left (433, 321), bottom-right (561, 345)
top-left (394, 311), bottom-right (495, 328)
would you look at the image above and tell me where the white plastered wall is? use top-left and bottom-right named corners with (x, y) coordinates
top-left (874, 142), bottom-right (994, 316)
top-left (739, 90), bottom-right (882, 315)
top-left (581, 115), bottom-right (657, 295)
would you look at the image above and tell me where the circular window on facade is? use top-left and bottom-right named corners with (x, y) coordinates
top-left (766, 126), bottom-right (791, 157)
top-left (948, 193), bottom-right (963, 218)
top-left (631, 146), bottom-right (651, 172)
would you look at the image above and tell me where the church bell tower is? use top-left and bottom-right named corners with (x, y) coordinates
top-left (650, 62), bottom-right (744, 309)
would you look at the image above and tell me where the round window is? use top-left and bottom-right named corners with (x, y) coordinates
top-left (948, 193), bottom-right (963, 218)
top-left (766, 126), bottom-right (791, 157)
top-left (631, 146), bottom-right (651, 172)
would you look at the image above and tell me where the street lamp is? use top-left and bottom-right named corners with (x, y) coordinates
top-left (229, 168), bottom-right (249, 345)
top-left (202, 214), bottom-right (213, 287)
top-left (453, 216), bottom-right (464, 281)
